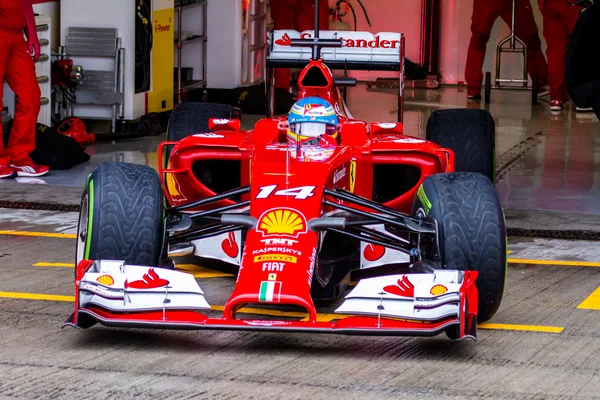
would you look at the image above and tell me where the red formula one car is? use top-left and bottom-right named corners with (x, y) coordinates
top-left (64, 10), bottom-right (506, 341)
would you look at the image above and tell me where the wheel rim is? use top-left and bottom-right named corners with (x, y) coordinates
top-left (75, 194), bottom-right (89, 267)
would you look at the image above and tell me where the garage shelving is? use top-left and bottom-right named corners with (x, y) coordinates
top-left (175, 0), bottom-right (207, 103)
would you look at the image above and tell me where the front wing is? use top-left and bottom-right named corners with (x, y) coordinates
top-left (64, 260), bottom-right (479, 340)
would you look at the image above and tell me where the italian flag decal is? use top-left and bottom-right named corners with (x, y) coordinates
top-left (259, 281), bottom-right (282, 302)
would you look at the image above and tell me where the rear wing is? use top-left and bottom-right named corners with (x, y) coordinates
top-left (267, 30), bottom-right (404, 71)
top-left (265, 30), bottom-right (405, 121)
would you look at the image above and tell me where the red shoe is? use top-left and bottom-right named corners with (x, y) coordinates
top-left (549, 99), bottom-right (564, 111)
top-left (10, 164), bottom-right (49, 177)
top-left (0, 165), bottom-right (16, 179)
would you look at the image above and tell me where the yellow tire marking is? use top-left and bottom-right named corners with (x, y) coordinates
top-left (508, 258), bottom-right (600, 268)
top-left (477, 323), bottom-right (564, 333)
top-left (0, 230), bottom-right (76, 239)
top-left (577, 287), bottom-right (600, 310)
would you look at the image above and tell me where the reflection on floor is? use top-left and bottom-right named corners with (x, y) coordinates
top-left (1, 85), bottom-right (598, 215)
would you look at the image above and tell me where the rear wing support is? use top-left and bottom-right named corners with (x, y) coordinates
top-left (265, 29), bottom-right (405, 122)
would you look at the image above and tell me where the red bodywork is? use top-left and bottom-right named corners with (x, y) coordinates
top-left (66, 58), bottom-right (478, 340)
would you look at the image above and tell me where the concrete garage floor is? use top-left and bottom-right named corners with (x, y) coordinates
top-left (0, 85), bottom-right (599, 399)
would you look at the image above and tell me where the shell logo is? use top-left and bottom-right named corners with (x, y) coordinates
top-left (258, 208), bottom-right (306, 237)
top-left (430, 284), bottom-right (448, 296)
top-left (96, 275), bottom-right (115, 286)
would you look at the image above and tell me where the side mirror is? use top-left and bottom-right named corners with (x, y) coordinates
top-left (208, 118), bottom-right (241, 131)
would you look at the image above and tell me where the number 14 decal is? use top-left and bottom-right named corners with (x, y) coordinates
top-left (256, 185), bottom-right (316, 200)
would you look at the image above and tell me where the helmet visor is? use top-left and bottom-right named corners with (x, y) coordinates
top-left (289, 122), bottom-right (337, 138)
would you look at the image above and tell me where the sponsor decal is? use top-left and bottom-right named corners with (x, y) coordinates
top-left (333, 165), bottom-right (346, 183)
top-left (268, 273), bottom-right (277, 280)
top-left (256, 185), bottom-right (316, 200)
top-left (275, 32), bottom-right (291, 46)
top-left (259, 280), bottom-right (282, 302)
top-left (430, 284), bottom-right (448, 296)
top-left (193, 133), bottom-right (225, 138)
top-left (254, 254), bottom-right (297, 263)
top-left (244, 320), bottom-right (292, 326)
top-left (212, 119), bottom-right (231, 125)
top-left (261, 238), bottom-right (297, 246)
top-left (349, 160), bottom-right (356, 192)
top-left (221, 231), bottom-right (239, 258)
top-left (125, 268), bottom-right (169, 289)
top-left (277, 32), bottom-right (401, 49)
top-left (257, 208), bottom-right (307, 237)
top-left (263, 262), bottom-right (286, 272)
top-left (96, 275), bottom-right (114, 286)
top-left (154, 22), bottom-right (171, 33)
top-left (253, 247), bottom-right (301, 255)
top-left (307, 247), bottom-right (317, 285)
top-left (383, 276), bottom-right (414, 297)
top-left (364, 243), bottom-right (385, 261)
top-left (394, 137), bottom-right (426, 144)
top-left (378, 123), bottom-right (397, 129)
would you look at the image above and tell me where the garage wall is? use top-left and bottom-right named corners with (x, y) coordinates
top-left (327, 0), bottom-right (546, 84)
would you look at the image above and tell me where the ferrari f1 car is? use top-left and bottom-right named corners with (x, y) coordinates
top-left (64, 2), bottom-right (506, 341)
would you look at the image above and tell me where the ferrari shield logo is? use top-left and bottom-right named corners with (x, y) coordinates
top-left (349, 160), bottom-right (356, 193)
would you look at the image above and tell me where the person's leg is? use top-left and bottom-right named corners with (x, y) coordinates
top-left (271, 1), bottom-right (294, 90)
top-left (465, 0), bottom-right (503, 98)
top-left (0, 32), bottom-right (17, 178)
top-left (539, 0), bottom-right (569, 109)
top-left (501, 0), bottom-right (548, 90)
top-left (4, 32), bottom-right (44, 174)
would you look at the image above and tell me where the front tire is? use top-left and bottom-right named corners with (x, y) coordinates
top-left (412, 172), bottom-right (507, 322)
top-left (75, 162), bottom-right (165, 267)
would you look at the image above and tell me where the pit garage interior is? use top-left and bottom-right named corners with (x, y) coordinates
top-left (0, 0), bottom-right (599, 398)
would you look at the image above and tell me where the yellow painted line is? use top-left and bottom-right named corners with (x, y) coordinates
top-left (33, 262), bottom-right (75, 267)
top-left (477, 323), bottom-right (564, 333)
top-left (0, 291), bottom-right (566, 333)
top-left (0, 230), bottom-right (76, 239)
top-left (507, 250), bottom-right (513, 255)
top-left (577, 287), bottom-right (600, 310)
top-left (30, 262), bottom-right (233, 279)
top-left (0, 291), bottom-right (74, 302)
top-left (508, 258), bottom-right (600, 268)
top-left (176, 264), bottom-right (233, 278)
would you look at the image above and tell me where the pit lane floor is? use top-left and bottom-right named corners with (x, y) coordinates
top-left (0, 210), bottom-right (599, 399)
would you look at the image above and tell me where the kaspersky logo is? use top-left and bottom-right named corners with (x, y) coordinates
top-left (257, 208), bottom-right (307, 238)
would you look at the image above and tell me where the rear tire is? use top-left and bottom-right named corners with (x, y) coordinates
top-left (165, 102), bottom-right (240, 163)
top-left (426, 108), bottom-right (495, 183)
top-left (412, 172), bottom-right (507, 322)
top-left (75, 162), bottom-right (165, 267)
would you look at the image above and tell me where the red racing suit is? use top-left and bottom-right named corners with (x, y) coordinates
top-left (270, 0), bottom-right (330, 90)
top-left (465, 0), bottom-right (548, 96)
top-left (539, 0), bottom-right (582, 101)
top-left (0, 0), bottom-right (41, 166)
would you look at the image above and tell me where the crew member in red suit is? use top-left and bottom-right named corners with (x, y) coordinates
top-left (539, 0), bottom-right (584, 111)
top-left (465, 0), bottom-right (549, 100)
top-left (271, 0), bottom-right (330, 91)
top-left (0, 0), bottom-right (48, 178)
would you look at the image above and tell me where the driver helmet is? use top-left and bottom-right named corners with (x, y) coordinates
top-left (287, 97), bottom-right (339, 145)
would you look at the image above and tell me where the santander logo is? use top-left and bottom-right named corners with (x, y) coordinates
top-left (276, 32), bottom-right (400, 49)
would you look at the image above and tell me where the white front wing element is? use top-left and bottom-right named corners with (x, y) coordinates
top-left (360, 224), bottom-right (410, 269)
top-left (78, 260), bottom-right (210, 312)
top-left (335, 271), bottom-right (465, 321)
top-left (192, 230), bottom-right (243, 266)
top-left (269, 30), bottom-right (403, 63)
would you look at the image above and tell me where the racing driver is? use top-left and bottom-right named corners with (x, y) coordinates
top-left (287, 97), bottom-right (340, 147)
